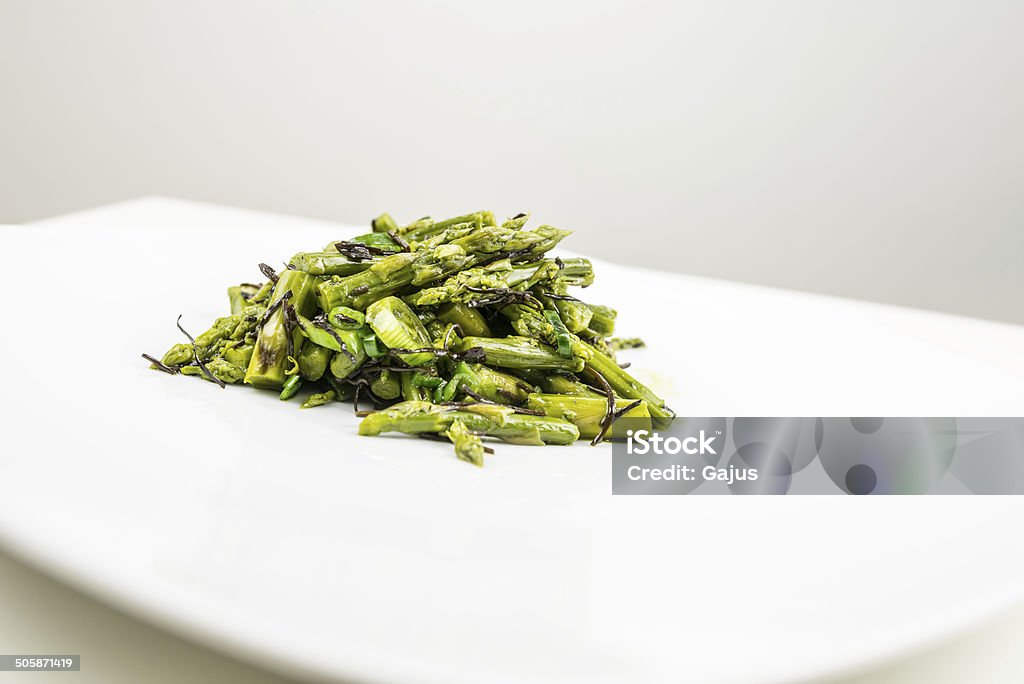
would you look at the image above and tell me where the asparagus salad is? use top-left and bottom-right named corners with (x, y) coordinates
top-left (144, 211), bottom-right (674, 466)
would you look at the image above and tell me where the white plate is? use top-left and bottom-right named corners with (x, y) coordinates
top-left (2, 198), bottom-right (1024, 684)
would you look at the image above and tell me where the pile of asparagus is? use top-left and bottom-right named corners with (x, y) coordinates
top-left (145, 211), bottom-right (674, 466)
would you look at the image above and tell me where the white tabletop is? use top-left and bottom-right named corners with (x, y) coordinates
top-left (3, 197), bottom-right (1023, 683)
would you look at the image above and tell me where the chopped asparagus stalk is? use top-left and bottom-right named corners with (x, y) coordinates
top-left (365, 296), bottom-right (434, 366)
top-left (552, 257), bottom-right (594, 288)
top-left (401, 371), bottom-right (431, 401)
top-left (457, 335), bottom-right (583, 372)
top-left (327, 306), bottom-right (365, 330)
top-left (609, 337), bottom-right (645, 351)
top-left (279, 375), bottom-right (302, 400)
top-left (296, 342), bottom-right (332, 381)
top-left (580, 341), bottom-right (673, 429)
top-left (588, 304), bottom-right (617, 336)
top-left (328, 329), bottom-right (368, 379)
top-left (182, 357), bottom-right (247, 384)
top-left (544, 309), bottom-right (573, 358)
top-left (244, 269), bottom-right (319, 389)
top-left (395, 210), bottom-right (496, 242)
top-left (370, 369), bottom-right (402, 400)
top-left (288, 252), bottom-right (379, 276)
top-left (539, 373), bottom-right (602, 397)
top-left (535, 285), bottom-right (593, 333)
top-left (435, 302), bottom-right (492, 338)
top-left (454, 361), bottom-right (534, 405)
top-left (526, 393), bottom-right (652, 440)
top-left (358, 401), bottom-right (579, 445)
top-left (301, 390), bottom-right (336, 408)
top-left (228, 284), bottom-right (260, 314)
top-left (371, 213), bottom-right (400, 233)
top-left (221, 342), bottom-right (255, 371)
top-left (445, 420), bottom-right (485, 466)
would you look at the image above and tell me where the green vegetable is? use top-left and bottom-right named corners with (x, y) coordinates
top-left (329, 330), bottom-right (368, 379)
top-left (301, 390), bottom-right (336, 409)
top-left (445, 420), bottom-right (485, 467)
top-left (435, 302), bottom-right (492, 338)
top-left (228, 284), bottom-right (260, 314)
top-left (589, 305), bottom-right (617, 336)
top-left (359, 401), bottom-right (579, 446)
top-left (288, 252), bottom-right (379, 276)
top-left (296, 342), bottom-right (332, 381)
top-left (146, 209), bottom-right (673, 465)
top-left (526, 393), bottom-right (651, 441)
top-left (458, 335), bottom-right (583, 372)
top-left (244, 269), bottom-right (319, 389)
top-left (279, 375), bottom-right (302, 400)
top-left (370, 369), bottom-right (402, 400)
top-left (580, 341), bottom-right (672, 429)
top-left (365, 296), bottom-right (434, 366)
top-left (327, 306), bottom-right (365, 330)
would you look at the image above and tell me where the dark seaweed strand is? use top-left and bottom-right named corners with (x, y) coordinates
top-left (351, 284), bottom-right (370, 296)
top-left (416, 432), bottom-right (449, 442)
top-left (476, 249), bottom-right (537, 269)
top-left (554, 256), bottom-right (565, 270)
top-left (239, 282), bottom-right (262, 303)
top-left (589, 370), bottom-right (616, 446)
top-left (258, 294), bottom-right (286, 327)
top-left (141, 353), bottom-right (178, 375)
top-left (357, 363), bottom-right (419, 373)
top-left (350, 380), bottom-right (398, 415)
top-left (346, 370), bottom-right (390, 413)
top-left (338, 340), bottom-right (357, 364)
top-left (464, 286), bottom-right (542, 310)
top-left (611, 399), bottom-right (643, 422)
top-left (459, 387), bottom-right (486, 403)
top-left (281, 296), bottom-right (298, 362)
top-left (441, 396), bottom-right (546, 416)
top-left (495, 388), bottom-right (519, 404)
top-left (504, 246), bottom-right (536, 261)
top-left (175, 315), bottom-right (226, 389)
top-left (311, 314), bottom-right (356, 362)
top-left (387, 347), bottom-right (486, 364)
top-left (387, 231), bottom-right (410, 251)
top-left (353, 384), bottom-right (370, 416)
top-left (538, 291), bottom-right (580, 302)
top-left (329, 310), bottom-right (358, 326)
top-left (442, 323), bottom-right (463, 350)
top-left (258, 263), bottom-right (279, 284)
top-left (334, 241), bottom-right (387, 262)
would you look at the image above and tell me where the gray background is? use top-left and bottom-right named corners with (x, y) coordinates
top-left (1, 0), bottom-right (1021, 323)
